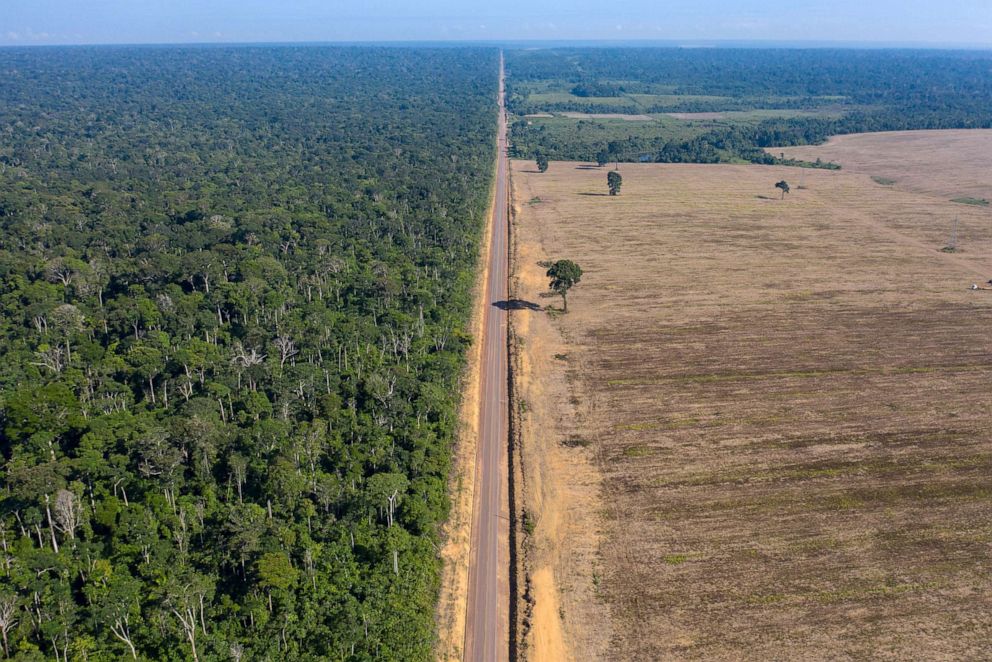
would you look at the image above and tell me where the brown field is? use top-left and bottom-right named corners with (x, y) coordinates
top-left (510, 156), bottom-right (992, 660)
top-left (776, 129), bottom-right (992, 201)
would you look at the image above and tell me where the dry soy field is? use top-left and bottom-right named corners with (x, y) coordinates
top-left (510, 152), bottom-right (992, 660)
top-left (776, 129), bottom-right (992, 202)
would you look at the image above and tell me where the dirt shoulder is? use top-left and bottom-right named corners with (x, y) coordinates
top-left (434, 160), bottom-right (497, 662)
top-left (509, 168), bottom-right (616, 661)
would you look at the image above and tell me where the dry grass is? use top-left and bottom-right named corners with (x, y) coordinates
top-left (776, 129), bottom-right (992, 201)
top-left (510, 190), bottom-right (613, 662)
top-left (510, 155), bottom-right (992, 661)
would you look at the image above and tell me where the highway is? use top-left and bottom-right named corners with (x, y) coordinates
top-left (463, 51), bottom-right (510, 662)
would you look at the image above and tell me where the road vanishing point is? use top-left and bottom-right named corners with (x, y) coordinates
top-left (464, 52), bottom-right (511, 662)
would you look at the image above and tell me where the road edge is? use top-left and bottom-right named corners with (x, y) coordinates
top-left (506, 168), bottom-right (531, 661)
top-left (434, 56), bottom-right (502, 662)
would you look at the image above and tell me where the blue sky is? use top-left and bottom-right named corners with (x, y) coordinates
top-left (2, 0), bottom-right (991, 46)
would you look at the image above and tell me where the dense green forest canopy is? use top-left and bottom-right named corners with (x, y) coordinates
top-left (506, 48), bottom-right (992, 163)
top-left (0, 45), bottom-right (497, 660)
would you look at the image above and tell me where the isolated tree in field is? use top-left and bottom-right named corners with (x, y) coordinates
top-left (535, 153), bottom-right (549, 173)
top-left (547, 259), bottom-right (583, 312)
top-left (607, 141), bottom-right (622, 168)
top-left (775, 180), bottom-right (791, 199)
top-left (596, 149), bottom-right (609, 167)
top-left (608, 170), bottom-right (623, 196)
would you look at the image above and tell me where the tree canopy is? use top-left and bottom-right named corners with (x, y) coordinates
top-left (506, 48), bottom-right (992, 165)
top-left (546, 260), bottom-right (583, 312)
top-left (0, 45), bottom-right (498, 660)
top-left (608, 170), bottom-right (623, 196)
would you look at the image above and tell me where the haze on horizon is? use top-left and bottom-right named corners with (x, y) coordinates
top-left (2, 0), bottom-right (991, 48)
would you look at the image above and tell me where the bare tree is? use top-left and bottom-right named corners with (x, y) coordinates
top-left (387, 490), bottom-right (398, 528)
top-left (49, 304), bottom-right (84, 362)
top-left (300, 429), bottom-right (324, 493)
top-left (45, 258), bottom-right (76, 287)
top-left (168, 580), bottom-right (210, 662)
top-left (173, 508), bottom-right (190, 559)
top-left (52, 489), bottom-right (81, 543)
top-left (31, 346), bottom-right (66, 374)
top-left (0, 594), bottom-right (17, 658)
top-left (137, 430), bottom-right (184, 510)
top-left (108, 607), bottom-right (138, 659)
top-left (273, 336), bottom-right (298, 369)
top-left (172, 602), bottom-right (201, 662)
top-left (231, 343), bottom-right (266, 368)
top-left (43, 495), bottom-right (59, 553)
top-left (32, 314), bottom-right (48, 335)
top-left (87, 258), bottom-right (110, 308)
top-left (178, 377), bottom-right (195, 402)
top-left (231, 343), bottom-right (266, 391)
top-left (229, 454), bottom-right (248, 503)
top-left (230, 642), bottom-right (244, 662)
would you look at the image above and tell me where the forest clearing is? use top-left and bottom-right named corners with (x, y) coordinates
top-left (509, 150), bottom-right (992, 660)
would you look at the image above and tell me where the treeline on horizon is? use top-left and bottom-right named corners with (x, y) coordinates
top-left (0, 45), bottom-right (497, 660)
top-left (505, 48), bottom-right (992, 163)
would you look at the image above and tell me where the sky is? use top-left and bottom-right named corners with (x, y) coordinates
top-left (2, 0), bottom-right (991, 47)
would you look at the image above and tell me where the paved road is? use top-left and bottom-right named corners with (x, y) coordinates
top-left (464, 52), bottom-right (510, 662)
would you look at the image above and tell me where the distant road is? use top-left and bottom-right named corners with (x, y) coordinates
top-left (464, 52), bottom-right (510, 662)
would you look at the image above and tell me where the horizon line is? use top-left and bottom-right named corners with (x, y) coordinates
top-left (2, 37), bottom-right (992, 51)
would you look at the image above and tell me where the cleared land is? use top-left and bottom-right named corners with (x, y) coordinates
top-left (560, 112), bottom-right (654, 121)
top-left (510, 106), bottom-right (849, 164)
top-left (668, 108), bottom-right (847, 121)
top-left (777, 129), bottom-right (992, 201)
top-left (511, 155), bottom-right (992, 660)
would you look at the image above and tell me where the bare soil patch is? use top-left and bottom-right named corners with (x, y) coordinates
top-left (665, 112), bottom-right (727, 120)
top-left (560, 112), bottom-right (654, 121)
top-left (510, 178), bottom-right (615, 661)
top-left (511, 159), bottom-right (992, 660)
top-left (776, 129), bottom-right (992, 201)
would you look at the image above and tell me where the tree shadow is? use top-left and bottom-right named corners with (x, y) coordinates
top-left (493, 299), bottom-right (543, 311)
top-left (575, 165), bottom-right (603, 170)
top-left (519, 169), bottom-right (543, 174)
top-left (578, 192), bottom-right (611, 197)
top-left (755, 195), bottom-right (777, 200)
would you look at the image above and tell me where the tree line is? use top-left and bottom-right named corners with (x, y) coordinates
top-left (506, 48), bottom-right (992, 165)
